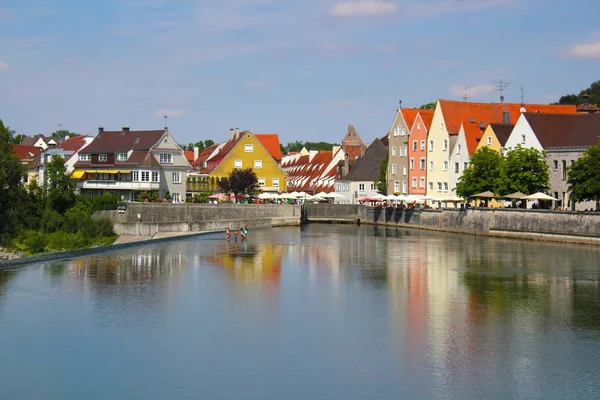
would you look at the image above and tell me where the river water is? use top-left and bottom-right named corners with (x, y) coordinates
top-left (1, 224), bottom-right (600, 399)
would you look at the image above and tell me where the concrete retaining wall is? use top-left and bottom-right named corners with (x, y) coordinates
top-left (305, 205), bottom-right (600, 245)
top-left (95, 203), bottom-right (302, 236)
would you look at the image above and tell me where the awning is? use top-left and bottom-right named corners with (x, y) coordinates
top-left (117, 170), bottom-right (132, 174)
top-left (71, 170), bottom-right (85, 179)
top-left (84, 170), bottom-right (98, 174)
top-left (104, 170), bottom-right (120, 174)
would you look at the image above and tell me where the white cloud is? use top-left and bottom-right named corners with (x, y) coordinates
top-left (565, 41), bottom-right (600, 58)
top-left (405, 0), bottom-right (517, 18)
top-left (328, 1), bottom-right (399, 18)
top-left (154, 109), bottom-right (186, 118)
top-left (450, 84), bottom-right (495, 98)
top-left (0, 61), bottom-right (11, 71)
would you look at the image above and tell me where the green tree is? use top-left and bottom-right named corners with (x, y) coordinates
top-left (9, 132), bottom-right (26, 144)
top-left (498, 145), bottom-right (549, 195)
top-left (419, 102), bottom-right (437, 110)
top-left (455, 147), bottom-right (503, 198)
top-left (376, 154), bottom-right (388, 193)
top-left (557, 79), bottom-right (600, 106)
top-left (50, 129), bottom-right (80, 138)
top-left (0, 120), bottom-right (27, 243)
top-left (220, 168), bottom-right (260, 197)
top-left (45, 155), bottom-right (76, 214)
top-left (203, 139), bottom-right (215, 148)
top-left (567, 142), bottom-right (600, 206)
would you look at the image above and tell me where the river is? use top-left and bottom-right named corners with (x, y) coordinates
top-left (1, 224), bottom-right (600, 399)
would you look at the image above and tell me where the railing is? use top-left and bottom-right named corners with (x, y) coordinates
top-left (79, 180), bottom-right (160, 191)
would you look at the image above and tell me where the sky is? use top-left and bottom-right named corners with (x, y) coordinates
top-left (1, 0), bottom-right (599, 146)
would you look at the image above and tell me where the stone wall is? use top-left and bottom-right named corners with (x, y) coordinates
top-left (305, 205), bottom-right (600, 245)
top-left (95, 203), bottom-right (302, 236)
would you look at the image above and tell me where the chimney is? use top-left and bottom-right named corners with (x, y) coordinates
top-left (193, 146), bottom-right (199, 161)
top-left (479, 121), bottom-right (485, 131)
top-left (122, 126), bottom-right (130, 134)
top-left (235, 128), bottom-right (240, 139)
top-left (98, 127), bottom-right (104, 135)
top-left (230, 128), bottom-right (235, 140)
top-left (583, 93), bottom-right (590, 106)
top-left (503, 111), bottom-right (510, 125)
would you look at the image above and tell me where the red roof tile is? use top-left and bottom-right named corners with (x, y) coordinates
top-left (400, 109), bottom-right (421, 131)
top-left (418, 110), bottom-right (435, 130)
top-left (184, 150), bottom-right (194, 163)
top-left (82, 129), bottom-right (165, 154)
top-left (11, 144), bottom-right (41, 160)
top-left (255, 134), bottom-right (283, 161)
top-left (462, 123), bottom-right (484, 155)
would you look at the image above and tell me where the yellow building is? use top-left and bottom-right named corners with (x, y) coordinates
top-left (203, 130), bottom-right (287, 192)
top-left (476, 123), bottom-right (514, 154)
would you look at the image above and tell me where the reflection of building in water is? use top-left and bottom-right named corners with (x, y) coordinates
top-left (66, 247), bottom-right (187, 285)
top-left (207, 243), bottom-right (283, 286)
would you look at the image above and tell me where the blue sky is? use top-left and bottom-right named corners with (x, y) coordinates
top-left (1, 0), bottom-right (599, 145)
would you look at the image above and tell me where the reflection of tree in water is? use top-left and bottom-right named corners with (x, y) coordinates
top-left (208, 242), bottom-right (283, 286)
top-left (0, 270), bottom-right (20, 306)
top-left (66, 247), bottom-right (187, 285)
top-left (571, 281), bottom-right (600, 331)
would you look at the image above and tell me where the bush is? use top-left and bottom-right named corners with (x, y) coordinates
top-left (41, 208), bottom-right (63, 233)
top-left (20, 230), bottom-right (47, 254)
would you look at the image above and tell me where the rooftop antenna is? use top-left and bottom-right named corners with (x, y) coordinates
top-left (58, 123), bottom-right (63, 130)
top-left (399, 100), bottom-right (402, 109)
top-left (164, 115), bottom-right (168, 129)
top-left (493, 79), bottom-right (509, 103)
top-left (462, 85), bottom-right (471, 102)
top-left (519, 85), bottom-right (524, 104)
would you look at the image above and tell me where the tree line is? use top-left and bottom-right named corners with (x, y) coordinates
top-left (1, 120), bottom-right (116, 254)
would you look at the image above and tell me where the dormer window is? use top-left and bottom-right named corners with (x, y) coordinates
top-left (99, 154), bottom-right (107, 162)
top-left (79, 153), bottom-right (91, 161)
top-left (244, 144), bottom-right (253, 152)
top-left (159, 153), bottom-right (173, 163)
top-left (117, 153), bottom-right (128, 161)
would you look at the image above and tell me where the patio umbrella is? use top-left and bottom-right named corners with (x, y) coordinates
top-left (258, 192), bottom-right (274, 199)
top-left (503, 191), bottom-right (526, 199)
top-left (386, 194), bottom-right (399, 201)
top-left (472, 191), bottom-right (497, 198)
top-left (322, 192), bottom-right (345, 199)
top-left (208, 193), bottom-right (228, 199)
top-left (371, 193), bottom-right (387, 201)
top-left (278, 193), bottom-right (296, 200)
top-left (422, 195), bottom-right (437, 201)
top-left (523, 192), bottom-right (558, 201)
top-left (440, 196), bottom-right (465, 202)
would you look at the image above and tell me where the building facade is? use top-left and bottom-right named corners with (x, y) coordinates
top-left (407, 111), bottom-right (434, 196)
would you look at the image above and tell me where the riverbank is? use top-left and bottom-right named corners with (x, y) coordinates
top-left (304, 204), bottom-right (600, 246)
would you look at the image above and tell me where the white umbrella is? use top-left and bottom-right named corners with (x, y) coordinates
top-left (258, 192), bottom-right (274, 199)
top-left (314, 192), bottom-right (328, 198)
top-left (523, 192), bottom-right (558, 201)
top-left (289, 191), bottom-right (301, 197)
top-left (422, 195), bottom-right (437, 201)
top-left (404, 194), bottom-right (422, 202)
top-left (323, 192), bottom-right (345, 199)
top-left (296, 192), bottom-right (313, 200)
top-left (278, 193), bottom-right (296, 200)
top-left (395, 194), bottom-right (408, 201)
top-left (371, 193), bottom-right (387, 201)
top-left (440, 196), bottom-right (465, 202)
top-left (386, 194), bottom-right (399, 201)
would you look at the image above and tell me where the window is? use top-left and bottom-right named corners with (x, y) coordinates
top-left (562, 160), bottom-right (567, 181)
top-left (420, 177), bottom-right (425, 188)
top-left (159, 153), bottom-right (172, 163)
top-left (244, 144), bottom-right (253, 152)
top-left (553, 160), bottom-right (558, 170)
top-left (141, 171), bottom-right (150, 182)
top-left (234, 159), bottom-right (242, 169)
top-left (172, 193), bottom-right (181, 203)
top-left (391, 164), bottom-right (397, 175)
top-left (429, 182), bottom-right (433, 191)
top-left (272, 178), bottom-right (279, 187)
top-left (443, 139), bottom-right (448, 151)
top-left (132, 171), bottom-right (139, 181)
top-left (117, 152), bottom-right (127, 161)
top-left (437, 181), bottom-right (442, 192)
top-left (464, 162), bottom-right (468, 170)
top-left (79, 153), bottom-right (91, 161)
top-left (420, 158), bottom-right (425, 170)
top-left (413, 141), bottom-right (417, 151)
top-left (394, 181), bottom-right (400, 192)
top-left (410, 158), bottom-right (414, 170)
top-left (402, 181), bottom-right (407, 193)
top-left (172, 172), bottom-right (181, 184)
top-left (487, 136), bottom-right (492, 145)
top-left (429, 140), bottom-right (434, 151)
top-left (455, 162), bottom-right (459, 173)
top-left (417, 123), bottom-right (421, 131)
top-left (403, 165), bottom-right (407, 176)
top-left (456, 144), bottom-right (461, 155)
top-left (392, 146), bottom-right (396, 156)
top-left (254, 160), bottom-right (262, 169)
top-left (258, 178), bottom-right (265, 186)
top-left (412, 177), bottom-right (417, 188)
top-left (401, 128), bottom-right (406, 136)
top-left (370, 183), bottom-right (375, 191)
top-left (359, 183), bottom-right (365, 191)
top-left (443, 161), bottom-right (448, 171)
top-left (429, 161), bottom-right (434, 171)
top-left (443, 182), bottom-right (448, 192)
top-left (521, 135), bottom-right (526, 144)
top-left (420, 140), bottom-right (425, 151)
top-left (152, 171), bottom-right (159, 182)
top-left (99, 154), bottom-right (107, 162)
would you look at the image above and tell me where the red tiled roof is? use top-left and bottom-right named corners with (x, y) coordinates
top-left (256, 134), bottom-right (283, 161)
top-left (82, 129), bottom-right (165, 154)
top-left (400, 109), bottom-right (421, 131)
top-left (59, 136), bottom-right (90, 161)
top-left (11, 144), bottom-right (41, 160)
top-left (418, 110), bottom-right (435, 130)
top-left (193, 144), bottom-right (220, 169)
top-left (281, 150), bottom-right (339, 193)
top-left (184, 150), bottom-right (194, 163)
top-left (463, 123), bottom-right (484, 155)
top-left (439, 99), bottom-right (577, 135)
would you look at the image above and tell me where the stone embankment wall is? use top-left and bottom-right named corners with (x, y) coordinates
top-left (304, 204), bottom-right (600, 245)
top-left (95, 203), bottom-right (302, 236)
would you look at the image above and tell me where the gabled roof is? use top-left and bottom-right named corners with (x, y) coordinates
top-left (523, 113), bottom-right (600, 149)
top-left (380, 131), bottom-right (390, 148)
top-left (439, 99), bottom-right (577, 135)
top-left (184, 150), bottom-right (195, 163)
top-left (418, 110), bottom-right (435, 130)
top-left (255, 134), bottom-right (283, 161)
top-left (400, 109), bottom-right (421, 131)
top-left (193, 143), bottom-right (221, 169)
top-left (462, 124), bottom-right (484, 155)
top-left (59, 136), bottom-right (88, 152)
top-left (11, 144), bottom-right (41, 160)
top-left (341, 138), bottom-right (388, 182)
top-left (488, 123), bottom-right (514, 147)
top-left (82, 129), bottom-right (166, 154)
top-left (342, 124), bottom-right (363, 146)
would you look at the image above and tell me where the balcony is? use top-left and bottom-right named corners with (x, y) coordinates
top-left (79, 180), bottom-right (160, 191)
